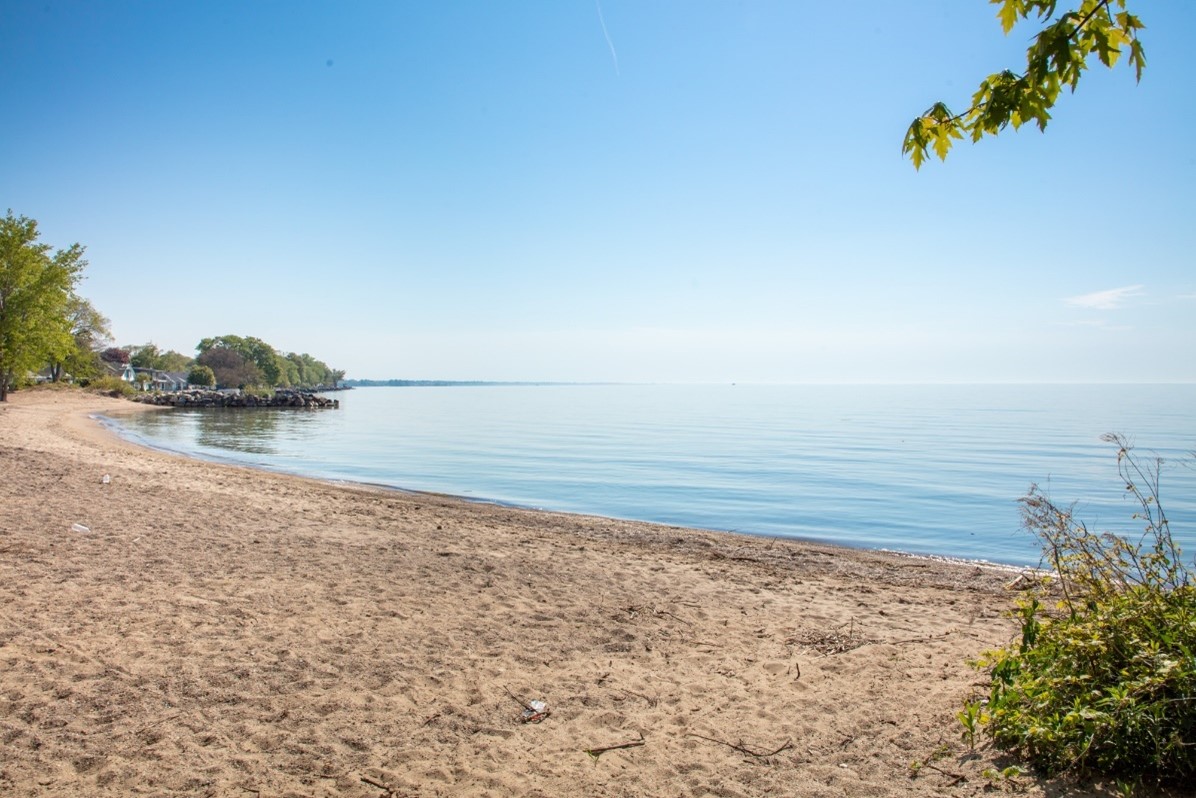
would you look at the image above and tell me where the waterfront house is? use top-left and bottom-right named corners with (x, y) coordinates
top-left (103, 361), bottom-right (137, 384)
top-left (132, 368), bottom-right (191, 392)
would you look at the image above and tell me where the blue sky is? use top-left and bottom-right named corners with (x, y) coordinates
top-left (5, 1), bottom-right (1193, 383)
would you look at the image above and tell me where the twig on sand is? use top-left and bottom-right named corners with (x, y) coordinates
top-left (360, 774), bottom-right (390, 791)
top-left (922, 761), bottom-right (967, 786)
top-left (882, 631), bottom-right (954, 646)
top-left (654, 608), bottom-right (692, 626)
top-left (585, 732), bottom-right (646, 760)
top-left (614, 687), bottom-right (659, 707)
top-left (688, 733), bottom-right (793, 759)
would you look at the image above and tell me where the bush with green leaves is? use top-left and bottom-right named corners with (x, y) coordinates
top-left (186, 364), bottom-right (216, 387)
top-left (968, 434), bottom-right (1195, 785)
top-left (84, 375), bottom-right (136, 397)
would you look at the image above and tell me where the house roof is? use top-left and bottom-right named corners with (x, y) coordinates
top-left (132, 368), bottom-right (189, 382)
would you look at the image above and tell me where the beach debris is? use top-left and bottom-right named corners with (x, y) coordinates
top-left (504, 685), bottom-right (551, 723)
top-left (687, 732), bottom-right (793, 760)
top-left (70, 523), bottom-right (90, 533)
top-left (521, 699), bottom-right (550, 723)
top-left (1003, 570), bottom-right (1045, 591)
top-left (101, 473), bottom-right (110, 484)
top-left (585, 732), bottom-right (646, 761)
top-left (786, 619), bottom-right (873, 656)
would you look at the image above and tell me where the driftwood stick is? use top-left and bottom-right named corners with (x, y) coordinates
top-left (360, 774), bottom-right (390, 790)
top-left (654, 608), bottom-right (693, 626)
top-left (585, 733), bottom-right (646, 759)
top-left (688, 733), bottom-right (793, 758)
top-left (882, 631), bottom-right (954, 646)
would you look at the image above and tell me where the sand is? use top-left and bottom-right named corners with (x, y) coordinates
top-left (0, 388), bottom-right (1107, 797)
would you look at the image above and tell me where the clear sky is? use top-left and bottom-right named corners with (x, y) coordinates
top-left (5, 1), bottom-right (1193, 383)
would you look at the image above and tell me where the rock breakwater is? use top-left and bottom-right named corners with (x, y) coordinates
top-left (132, 389), bottom-right (340, 409)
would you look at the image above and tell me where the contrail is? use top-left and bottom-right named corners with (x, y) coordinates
top-left (595, 0), bottom-right (620, 75)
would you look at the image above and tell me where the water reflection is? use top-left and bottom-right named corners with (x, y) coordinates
top-left (196, 409), bottom-right (290, 454)
top-left (127, 407), bottom-right (321, 456)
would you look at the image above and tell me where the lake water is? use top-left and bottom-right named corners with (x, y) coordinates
top-left (105, 384), bottom-right (1196, 567)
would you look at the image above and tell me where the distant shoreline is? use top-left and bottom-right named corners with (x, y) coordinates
top-left (343, 379), bottom-right (612, 387)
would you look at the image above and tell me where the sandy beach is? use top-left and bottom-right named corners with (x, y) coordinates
top-left (0, 389), bottom-right (1110, 797)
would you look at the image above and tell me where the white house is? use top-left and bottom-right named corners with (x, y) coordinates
top-left (132, 367), bottom-right (190, 391)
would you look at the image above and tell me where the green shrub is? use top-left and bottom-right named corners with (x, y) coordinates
top-left (27, 379), bottom-right (74, 392)
top-left (970, 435), bottom-right (1195, 786)
top-left (84, 375), bottom-right (136, 397)
top-left (187, 364), bottom-right (216, 387)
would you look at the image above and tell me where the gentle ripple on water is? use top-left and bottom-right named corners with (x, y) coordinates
top-left (107, 384), bottom-right (1196, 567)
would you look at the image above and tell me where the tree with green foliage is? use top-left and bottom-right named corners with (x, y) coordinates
top-left (904, 0), bottom-right (1145, 168)
top-left (966, 436), bottom-right (1194, 786)
top-left (156, 349), bottom-right (192, 372)
top-left (195, 334), bottom-right (341, 390)
top-left (283, 351), bottom-right (338, 388)
top-left (195, 346), bottom-right (261, 389)
top-left (197, 335), bottom-right (281, 386)
top-left (0, 211), bottom-right (87, 401)
top-left (49, 294), bottom-right (111, 383)
top-left (186, 364), bottom-right (216, 387)
top-left (129, 342), bottom-right (161, 370)
top-left (129, 342), bottom-right (193, 372)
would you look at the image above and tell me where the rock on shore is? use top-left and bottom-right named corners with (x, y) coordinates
top-left (131, 388), bottom-right (339, 408)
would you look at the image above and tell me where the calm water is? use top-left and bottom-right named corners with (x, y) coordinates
top-left (106, 384), bottom-right (1196, 567)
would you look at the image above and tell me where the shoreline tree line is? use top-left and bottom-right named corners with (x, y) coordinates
top-left (0, 210), bottom-right (344, 400)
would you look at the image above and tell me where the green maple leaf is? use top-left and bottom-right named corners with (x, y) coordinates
top-left (1129, 39), bottom-right (1146, 82)
top-left (994, 0), bottom-right (1024, 34)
